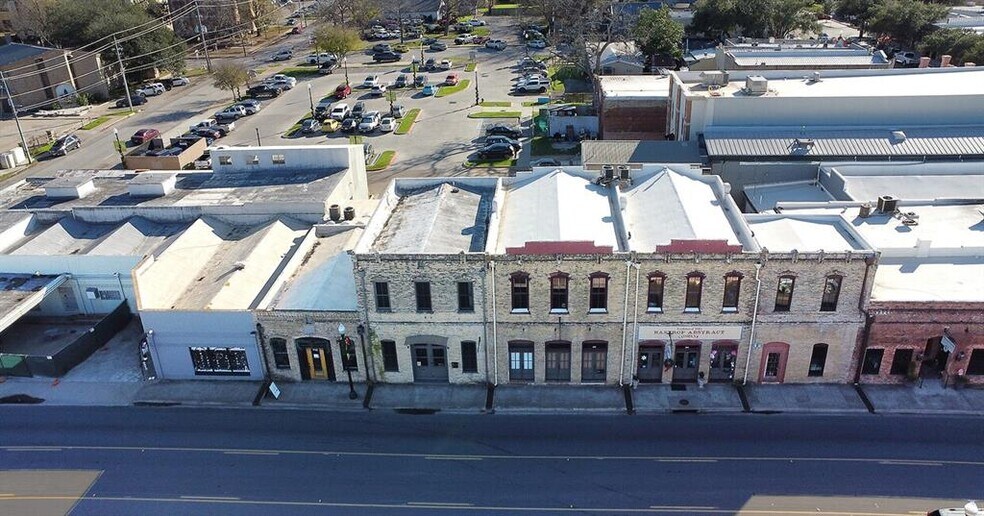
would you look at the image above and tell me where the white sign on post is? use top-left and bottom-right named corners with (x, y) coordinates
top-left (268, 381), bottom-right (281, 399)
top-left (638, 325), bottom-right (744, 341)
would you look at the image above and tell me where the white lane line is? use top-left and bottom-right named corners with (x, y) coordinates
top-left (425, 456), bottom-right (483, 461)
top-left (878, 460), bottom-right (943, 467)
top-left (649, 506), bottom-right (717, 510)
top-left (4, 447), bottom-right (62, 452)
top-left (179, 496), bottom-right (242, 500)
top-left (0, 494), bottom-right (16, 497)
top-left (223, 451), bottom-right (280, 456)
top-left (657, 459), bottom-right (718, 463)
top-left (407, 501), bottom-right (475, 507)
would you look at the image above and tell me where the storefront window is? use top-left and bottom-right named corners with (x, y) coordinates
top-left (190, 347), bottom-right (250, 376)
top-left (861, 348), bottom-right (883, 375)
top-left (968, 349), bottom-right (984, 375)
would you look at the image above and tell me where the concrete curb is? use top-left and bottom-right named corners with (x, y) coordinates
top-left (132, 399), bottom-right (256, 408)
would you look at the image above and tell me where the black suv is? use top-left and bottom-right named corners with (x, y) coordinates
top-left (485, 124), bottom-right (523, 139)
top-left (50, 134), bottom-right (82, 156)
top-left (477, 143), bottom-right (516, 160)
top-left (247, 84), bottom-right (283, 98)
top-left (373, 51), bottom-right (401, 63)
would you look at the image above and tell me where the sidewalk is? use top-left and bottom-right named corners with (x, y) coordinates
top-left (744, 384), bottom-right (869, 414)
top-left (494, 384), bottom-right (623, 414)
top-left (861, 383), bottom-right (984, 415)
top-left (261, 381), bottom-right (367, 411)
top-left (633, 384), bottom-right (742, 414)
top-left (372, 383), bottom-right (487, 413)
top-left (132, 380), bottom-right (261, 407)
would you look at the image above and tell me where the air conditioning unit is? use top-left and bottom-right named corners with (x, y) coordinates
top-left (699, 71), bottom-right (729, 87)
top-left (877, 195), bottom-right (898, 214)
top-left (602, 164), bottom-right (615, 181)
top-left (745, 75), bottom-right (768, 95)
top-left (617, 165), bottom-right (630, 181)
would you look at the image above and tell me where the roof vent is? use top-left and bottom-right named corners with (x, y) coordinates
top-left (794, 138), bottom-right (815, 148)
top-left (877, 195), bottom-right (898, 214)
top-left (127, 172), bottom-right (177, 198)
top-left (601, 164), bottom-right (615, 181)
top-left (233, 261), bottom-right (246, 271)
top-left (44, 176), bottom-right (96, 200)
top-left (744, 75), bottom-right (768, 95)
top-left (617, 165), bottom-right (630, 181)
top-left (807, 71), bottom-right (821, 83)
top-left (890, 130), bottom-right (906, 143)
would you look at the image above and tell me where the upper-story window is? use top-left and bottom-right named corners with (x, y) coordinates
top-left (722, 272), bottom-right (742, 312)
top-left (684, 272), bottom-right (704, 313)
top-left (550, 273), bottom-right (569, 313)
top-left (373, 281), bottom-right (391, 311)
top-left (820, 275), bottom-right (842, 312)
top-left (588, 272), bottom-right (609, 313)
top-left (457, 281), bottom-right (474, 312)
top-left (510, 272), bottom-right (529, 313)
top-left (414, 281), bottom-right (432, 312)
top-left (775, 276), bottom-right (795, 312)
top-left (647, 272), bottom-right (665, 313)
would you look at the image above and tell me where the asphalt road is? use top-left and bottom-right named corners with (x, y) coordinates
top-left (0, 408), bottom-right (981, 515)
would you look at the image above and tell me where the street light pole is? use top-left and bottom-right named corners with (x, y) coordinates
top-left (342, 57), bottom-right (349, 85)
top-left (474, 70), bottom-right (480, 106)
top-left (255, 127), bottom-right (261, 146)
top-left (112, 128), bottom-right (125, 167)
top-left (307, 83), bottom-right (314, 114)
top-left (338, 323), bottom-right (358, 400)
top-left (0, 70), bottom-right (32, 164)
top-left (113, 35), bottom-right (134, 113)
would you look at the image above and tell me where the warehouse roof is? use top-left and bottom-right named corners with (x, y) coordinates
top-left (597, 75), bottom-right (670, 99)
top-left (871, 258), bottom-right (984, 302)
top-left (581, 140), bottom-right (703, 168)
top-left (729, 49), bottom-right (889, 67)
top-left (371, 182), bottom-right (493, 253)
top-left (819, 162), bottom-right (984, 202)
top-left (703, 125), bottom-right (984, 158)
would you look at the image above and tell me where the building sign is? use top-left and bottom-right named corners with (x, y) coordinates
top-left (638, 325), bottom-right (743, 341)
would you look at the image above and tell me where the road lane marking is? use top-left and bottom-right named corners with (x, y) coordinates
top-left (0, 493), bottom-right (15, 497)
top-left (223, 451), bottom-right (280, 456)
top-left (650, 506), bottom-right (717, 510)
top-left (179, 496), bottom-right (242, 500)
top-left (878, 460), bottom-right (943, 467)
top-left (407, 501), bottom-right (475, 506)
top-left (3, 445), bottom-right (982, 468)
top-left (656, 459), bottom-right (718, 463)
top-left (425, 456), bottom-right (483, 461)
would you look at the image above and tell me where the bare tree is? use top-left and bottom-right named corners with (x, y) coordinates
top-left (526, 0), bottom-right (628, 76)
top-left (316, 0), bottom-right (381, 28)
top-left (12, 0), bottom-right (58, 46)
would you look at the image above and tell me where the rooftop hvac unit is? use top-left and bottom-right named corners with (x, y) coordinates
top-left (699, 71), bottom-right (729, 87)
top-left (617, 165), bottom-right (630, 181)
top-left (745, 75), bottom-right (768, 94)
top-left (877, 195), bottom-right (898, 214)
top-left (602, 164), bottom-right (615, 181)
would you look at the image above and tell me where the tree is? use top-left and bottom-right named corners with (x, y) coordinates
top-left (212, 64), bottom-right (249, 101)
top-left (692, 0), bottom-right (820, 39)
top-left (316, 0), bottom-right (380, 28)
top-left (632, 6), bottom-right (684, 68)
top-left (868, 0), bottom-right (950, 47)
top-left (764, 0), bottom-right (821, 39)
top-left (919, 28), bottom-right (984, 64)
top-left (11, 0), bottom-right (58, 46)
top-left (314, 25), bottom-right (363, 85)
top-left (835, 0), bottom-right (880, 38)
top-left (691, 0), bottom-right (739, 40)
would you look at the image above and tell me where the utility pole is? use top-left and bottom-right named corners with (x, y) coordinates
top-left (113, 36), bottom-right (134, 113)
top-left (194, 0), bottom-right (213, 72)
top-left (0, 70), bottom-right (32, 164)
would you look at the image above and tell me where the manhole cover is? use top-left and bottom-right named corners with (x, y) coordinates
top-left (678, 399), bottom-right (690, 406)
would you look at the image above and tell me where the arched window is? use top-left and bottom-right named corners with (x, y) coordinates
top-left (809, 343), bottom-right (828, 377)
top-left (820, 275), bottom-right (842, 312)
top-left (684, 272), bottom-right (705, 312)
top-left (510, 272), bottom-right (529, 313)
top-left (722, 271), bottom-right (743, 312)
top-left (549, 272), bottom-right (569, 312)
top-left (775, 275), bottom-right (795, 312)
top-left (647, 272), bottom-right (666, 312)
top-left (588, 272), bottom-right (610, 312)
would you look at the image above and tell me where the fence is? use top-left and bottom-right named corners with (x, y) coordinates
top-left (3, 301), bottom-right (132, 378)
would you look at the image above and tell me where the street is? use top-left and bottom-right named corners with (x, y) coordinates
top-left (0, 408), bottom-right (981, 515)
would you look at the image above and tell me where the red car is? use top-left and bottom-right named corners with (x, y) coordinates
top-left (445, 73), bottom-right (459, 86)
top-left (334, 83), bottom-right (352, 99)
top-left (130, 128), bottom-right (160, 145)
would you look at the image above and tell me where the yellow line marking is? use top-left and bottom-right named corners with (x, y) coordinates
top-left (2, 445), bottom-right (982, 468)
top-left (179, 496), bottom-right (242, 500)
top-left (0, 494), bottom-right (15, 497)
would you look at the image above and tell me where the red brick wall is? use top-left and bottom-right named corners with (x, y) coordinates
top-left (862, 302), bottom-right (984, 386)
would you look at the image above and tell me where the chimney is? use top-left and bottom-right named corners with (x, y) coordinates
top-left (918, 56), bottom-right (930, 68)
top-left (941, 54), bottom-right (952, 67)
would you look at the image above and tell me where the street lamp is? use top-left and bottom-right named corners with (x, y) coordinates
top-left (342, 57), bottom-right (349, 86)
top-left (307, 83), bottom-right (314, 114)
top-left (112, 128), bottom-right (125, 167)
top-left (338, 323), bottom-right (358, 400)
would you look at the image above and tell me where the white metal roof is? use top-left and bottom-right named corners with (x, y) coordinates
top-left (745, 215), bottom-right (870, 253)
top-left (272, 229), bottom-right (362, 311)
top-left (372, 183), bottom-right (491, 253)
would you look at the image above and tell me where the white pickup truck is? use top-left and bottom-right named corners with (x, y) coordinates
top-left (189, 118), bottom-right (235, 137)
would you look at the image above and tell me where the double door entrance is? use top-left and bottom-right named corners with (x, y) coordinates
top-left (673, 345), bottom-right (700, 383)
top-left (412, 343), bottom-right (449, 383)
top-left (296, 338), bottom-right (336, 381)
top-left (637, 346), bottom-right (665, 383)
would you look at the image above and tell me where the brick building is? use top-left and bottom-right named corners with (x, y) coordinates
top-left (0, 42), bottom-right (108, 114)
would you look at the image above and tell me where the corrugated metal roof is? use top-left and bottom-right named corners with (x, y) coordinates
top-left (704, 126), bottom-right (984, 158)
top-left (581, 140), bottom-right (703, 166)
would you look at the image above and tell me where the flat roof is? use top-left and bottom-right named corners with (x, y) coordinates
top-left (581, 140), bottom-right (703, 167)
top-left (270, 228), bottom-right (362, 311)
top-left (729, 50), bottom-right (888, 67)
top-left (872, 258), bottom-right (984, 302)
top-left (372, 183), bottom-right (492, 253)
top-left (744, 181), bottom-right (833, 212)
top-left (622, 169), bottom-right (745, 251)
top-left (1, 168), bottom-right (346, 212)
top-left (703, 125), bottom-right (984, 158)
top-left (820, 162), bottom-right (984, 202)
top-left (598, 75), bottom-right (670, 98)
top-left (745, 215), bottom-right (870, 253)
top-left (679, 67), bottom-right (984, 98)
top-left (496, 170), bottom-right (619, 253)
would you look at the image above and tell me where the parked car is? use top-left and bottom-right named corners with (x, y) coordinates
top-left (445, 73), bottom-right (459, 85)
top-left (394, 74), bottom-right (409, 88)
top-left (472, 36), bottom-right (489, 45)
top-left (527, 39), bottom-right (547, 49)
top-left (330, 103), bottom-right (351, 120)
top-left (373, 51), bottom-right (401, 62)
top-left (265, 74), bottom-right (297, 89)
top-left (379, 116), bottom-right (396, 132)
top-left (437, 59), bottom-right (452, 70)
top-left (319, 61), bottom-right (339, 74)
top-left (372, 43), bottom-right (392, 53)
top-left (363, 75), bottom-right (380, 88)
top-left (115, 95), bottom-right (147, 108)
top-left (531, 157), bottom-right (561, 167)
top-left (485, 39), bottom-right (506, 50)
top-left (247, 84), bottom-right (283, 98)
top-left (301, 118), bottom-right (321, 134)
top-left (422, 37), bottom-right (438, 45)
top-left (454, 34), bottom-right (473, 44)
top-left (895, 50), bottom-right (919, 66)
top-left (515, 76), bottom-right (549, 93)
top-left (518, 57), bottom-right (547, 69)
top-left (424, 58), bottom-right (436, 71)
top-left (477, 143), bottom-right (516, 160)
top-left (306, 52), bottom-right (334, 64)
top-left (321, 119), bottom-right (341, 133)
top-left (334, 83), bottom-right (352, 99)
top-left (340, 117), bottom-right (359, 133)
top-left (358, 111), bottom-right (382, 132)
top-left (486, 135), bottom-right (522, 152)
top-left (422, 84), bottom-right (438, 96)
top-left (414, 74), bottom-right (426, 87)
top-left (215, 105), bottom-right (247, 120)
top-left (130, 128), bottom-right (160, 145)
top-left (429, 42), bottom-right (447, 51)
top-left (371, 83), bottom-right (387, 96)
top-left (235, 99), bottom-right (262, 115)
top-left (271, 49), bottom-right (293, 61)
top-left (352, 101), bottom-right (366, 118)
top-left (390, 104), bottom-right (406, 118)
top-left (486, 124), bottom-right (522, 138)
top-left (135, 83), bottom-right (165, 96)
top-left (169, 76), bottom-right (190, 86)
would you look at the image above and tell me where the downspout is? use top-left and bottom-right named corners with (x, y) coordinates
top-left (743, 262), bottom-right (763, 385)
top-left (631, 262), bottom-right (641, 383)
top-left (481, 259), bottom-right (491, 385)
top-left (357, 267), bottom-right (376, 382)
top-left (490, 259), bottom-right (498, 386)
top-left (853, 256), bottom-right (878, 385)
top-left (253, 322), bottom-right (272, 382)
top-left (618, 260), bottom-right (634, 386)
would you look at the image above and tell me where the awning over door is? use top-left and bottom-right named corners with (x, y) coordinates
top-left (0, 274), bottom-right (69, 334)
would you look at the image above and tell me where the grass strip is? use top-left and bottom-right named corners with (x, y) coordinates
top-left (185, 67), bottom-right (208, 77)
top-left (367, 150), bottom-right (395, 171)
top-left (521, 100), bottom-right (547, 107)
top-left (436, 78), bottom-right (470, 97)
top-left (284, 112), bottom-right (313, 138)
top-left (29, 142), bottom-right (53, 157)
top-left (277, 67), bottom-right (321, 78)
top-left (80, 116), bottom-right (111, 130)
top-left (530, 136), bottom-right (581, 156)
top-left (394, 108), bottom-right (420, 135)
top-left (480, 101), bottom-right (511, 107)
top-left (464, 62), bottom-right (477, 72)
top-left (467, 110), bottom-right (522, 119)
